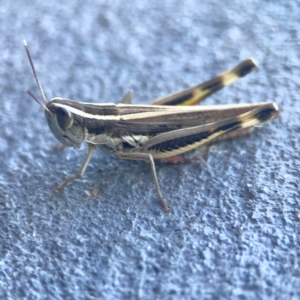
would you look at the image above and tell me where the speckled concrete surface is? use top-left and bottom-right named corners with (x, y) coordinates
top-left (0, 1), bottom-right (299, 299)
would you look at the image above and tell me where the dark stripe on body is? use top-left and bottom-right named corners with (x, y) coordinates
top-left (86, 119), bottom-right (118, 135)
top-left (149, 131), bottom-right (211, 152)
top-left (148, 120), bottom-right (241, 152)
top-left (217, 121), bottom-right (241, 131)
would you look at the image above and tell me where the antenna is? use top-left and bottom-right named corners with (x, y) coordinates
top-left (25, 90), bottom-right (51, 114)
top-left (23, 39), bottom-right (48, 104)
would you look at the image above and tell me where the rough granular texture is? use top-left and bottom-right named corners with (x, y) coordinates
top-left (0, 1), bottom-right (299, 299)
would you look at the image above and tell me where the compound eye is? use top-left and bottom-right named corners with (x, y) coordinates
top-left (56, 107), bottom-right (74, 131)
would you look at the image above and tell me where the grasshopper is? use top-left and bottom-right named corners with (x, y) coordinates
top-left (24, 40), bottom-right (279, 211)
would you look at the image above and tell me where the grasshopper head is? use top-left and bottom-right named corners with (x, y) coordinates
top-left (45, 98), bottom-right (85, 148)
top-left (24, 40), bottom-right (85, 148)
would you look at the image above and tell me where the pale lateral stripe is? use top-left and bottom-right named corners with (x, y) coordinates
top-left (53, 103), bottom-right (121, 120)
top-left (54, 102), bottom-right (265, 121)
top-left (240, 118), bottom-right (261, 129)
top-left (53, 103), bottom-right (213, 122)
top-left (119, 104), bottom-right (267, 121)
top-left (53, 102), bottom-right (270, 126)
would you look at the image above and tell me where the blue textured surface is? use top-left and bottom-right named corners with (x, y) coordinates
top-left (0, 1), bottom-right (299, 299)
